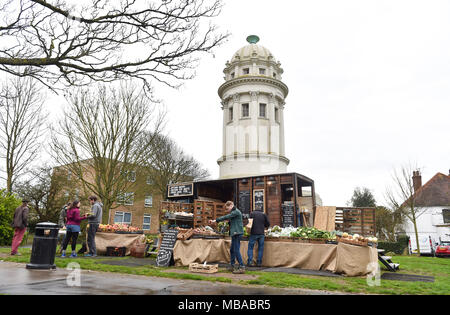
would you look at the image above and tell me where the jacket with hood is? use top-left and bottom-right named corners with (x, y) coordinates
top-left (87, 201), bottom-right (103, 224)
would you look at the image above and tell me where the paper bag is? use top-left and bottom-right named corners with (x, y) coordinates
top-left (245, 218), bottom-right (253, 234)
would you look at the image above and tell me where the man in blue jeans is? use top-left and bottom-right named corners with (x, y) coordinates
top-left (209, 201), bottom-right (245, 274)
top-left (247, 208), bottom-right (270, 267)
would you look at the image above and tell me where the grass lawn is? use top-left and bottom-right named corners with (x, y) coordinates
top-left (1, 246), bottom-right (449, 295)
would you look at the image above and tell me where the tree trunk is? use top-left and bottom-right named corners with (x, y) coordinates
top-left (413, 220), bottom-right (421, 256)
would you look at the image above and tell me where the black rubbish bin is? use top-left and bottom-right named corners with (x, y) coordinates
top-left (26, 222), bottom-right (59, 270)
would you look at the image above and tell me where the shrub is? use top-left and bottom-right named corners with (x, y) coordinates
top-left (0, 190), bottom-right (22, 245)
top-left (378, 235), bottom-right (410, 255)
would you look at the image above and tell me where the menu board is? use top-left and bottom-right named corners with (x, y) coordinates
top-left (253, 189), bottom-right (264, 212)
top-left (167, 183), bottom-right (194, 198)
top-left (156, 229), bottom-right (179, 267)
top-left (282, 204), bottom-right (295, 227)
top-left (238, 190), bottom-right (250, 217)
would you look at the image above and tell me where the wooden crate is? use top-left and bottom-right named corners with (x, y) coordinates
top-left (337, 236), bottom-right (369, 247)
top-left (189, 263), bottom-right (219, 274)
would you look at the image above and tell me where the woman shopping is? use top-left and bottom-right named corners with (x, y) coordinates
top-left (61, 200), bottom-right (87, 258)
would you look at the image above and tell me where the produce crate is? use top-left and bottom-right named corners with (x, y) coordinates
top-left (189, 263), bottom-right (219, 274)
top-left (106, 246), bottom-right (127, 257)
top-left (177, 229), bottom-right (194, 240)
top-left (337, 237), bottom-right (368, 247)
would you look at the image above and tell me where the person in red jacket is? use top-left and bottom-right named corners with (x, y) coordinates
top-left (61, 200), bottom-right (87, 258)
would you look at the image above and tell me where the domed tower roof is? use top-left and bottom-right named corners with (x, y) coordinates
top-left (231, 35), bottom-right (276, 62)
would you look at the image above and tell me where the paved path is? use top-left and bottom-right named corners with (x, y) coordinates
top-left (0, 261), bottom-right (345, 295)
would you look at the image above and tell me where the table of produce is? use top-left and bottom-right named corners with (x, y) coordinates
top-left (98, 224), bottom-right (143, 234)
top-left (265, 226), bottom-right (377, 247)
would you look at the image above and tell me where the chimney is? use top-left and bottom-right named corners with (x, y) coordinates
top-left (412, 170), bottom-right (422, 193)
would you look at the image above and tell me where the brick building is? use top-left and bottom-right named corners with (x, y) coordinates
top-left (54, 160), bottom-right (162, 234)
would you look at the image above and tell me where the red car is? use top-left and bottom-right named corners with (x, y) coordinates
top-left (435, 241), bottom-right (450, 257)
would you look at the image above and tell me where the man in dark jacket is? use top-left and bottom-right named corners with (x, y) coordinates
top-left (247, 209), bottom-right (270, 267)
top-left (210, 201), bottom-right (245, 274)
top-left (10, 199), bottom-right (30, 256)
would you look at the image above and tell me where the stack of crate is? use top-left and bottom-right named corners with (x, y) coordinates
top-left (193, 201), bottom-right (227, 228)
top-left (214, 203), bottom-right (227, 219)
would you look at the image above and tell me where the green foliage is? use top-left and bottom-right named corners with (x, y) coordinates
top-left (0, 189), bottom-right (22, 245)
top-left (349, 187), bottom-right (376, 207)
top-left (378, 235), bottom-right (410, 255)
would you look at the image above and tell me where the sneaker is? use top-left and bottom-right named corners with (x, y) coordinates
top-left (84, 254), bottom-right (92, 257)
top-left (246, 262), bottom-right (255, 267)
top-left (61, 252), bottom-right (66, 258)
top-left (226, 265), bottom-right (235, 272)
top-left (70, 252), bottom-right (77, 258)
top-left (256, 263), bottom-right (262, 268)
top-left (232, 266), bottom-right (246, 274)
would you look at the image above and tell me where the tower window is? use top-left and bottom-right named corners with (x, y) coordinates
top-left (243, 68), bottom-right (250, 75)
top-left (275, 107), bottom-right (279, 123)
top-left (242, 103), bottom-right (249, 118)
top-left (259, 103), bottom-right (266, 118)
top-left (273, 72), bottom-right (277, 78)
top-left (229, 107), bottom-right (233, 121)
top-left (230, 72), bottom-right (235, 79)
top-left (259, 68), bottom-right (266, 75)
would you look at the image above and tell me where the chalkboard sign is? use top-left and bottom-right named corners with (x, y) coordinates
top-left (156, 229), bottom-right (179, 267)
top-left (167, 183), bottom-right (194, 198)
top-left (282, 204), bottom-right (295, 227)
top-left (253, 189), bottom-right (265, 212)
top-left (238, 190), bottom-right (250, 216)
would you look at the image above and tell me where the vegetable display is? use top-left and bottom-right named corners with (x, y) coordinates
top-left (266, 226), bottom-right (336, 240)
top-left (98, 224), bottom-right (142, 233)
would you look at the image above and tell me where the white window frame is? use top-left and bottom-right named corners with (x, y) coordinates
top-left (117, 192), bottom-right (134, 205)
top-left (241, 103), bottom-right (249, 118)
top-left (145, 195), bottom-right (153, 208)
top-left (143, 214), bottom-right (151, 231)
top-left (259, 103), bottom-right (267, 118)
top-left (146, 176), bottom-right (153, 185)
top-left (127, 171), bottom-right (136, 182)
top-left (114, 211), bottom-right (132, 225)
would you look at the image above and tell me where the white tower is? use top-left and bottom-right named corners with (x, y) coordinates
top-left (217, 35), bottom-right (289, 179)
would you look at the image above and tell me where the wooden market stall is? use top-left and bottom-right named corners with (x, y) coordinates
top-left (161, 172), bottom-right (316, 230)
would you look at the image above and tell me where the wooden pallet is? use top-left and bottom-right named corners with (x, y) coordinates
top-left (189, 263), bottom-right (219, 274)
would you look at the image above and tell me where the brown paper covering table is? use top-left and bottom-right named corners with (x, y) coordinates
top-left (94, 232), bottom-right (146, 256)
top-left (173, 239), bottom-right (378, 276)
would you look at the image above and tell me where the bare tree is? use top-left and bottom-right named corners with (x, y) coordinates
top-left (14, 164), bottom-right (76, 225)
top-left (0, 0), bottom-right (229, 93)
top-left (385, 164), bottom-right (427, 255)
top-left (144, 133), bottom-right (209, 198)
top-left (0, 76), bottom-right (45, 193)
top-left (50, 83), bottom-right (164, 223)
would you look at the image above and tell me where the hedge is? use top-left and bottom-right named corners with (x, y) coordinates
top-left (0, 190), bottom-right (22, 246)
top-left (378, 235), bottom-right (410, 255)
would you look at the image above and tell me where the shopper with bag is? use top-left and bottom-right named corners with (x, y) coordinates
top-left (247, 208), bottom-right (270, 267)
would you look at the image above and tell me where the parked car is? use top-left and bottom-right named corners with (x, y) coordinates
top-left (435, 241), bottom-right (450, 258)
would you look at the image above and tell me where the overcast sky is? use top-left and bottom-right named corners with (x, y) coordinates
top-left (156, 0), bottom-right (450, 206)
top-left (5, 1), bottom-right (449, 207)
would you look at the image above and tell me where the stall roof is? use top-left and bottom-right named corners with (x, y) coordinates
top-left (192, 172), bottom-right (314, 185)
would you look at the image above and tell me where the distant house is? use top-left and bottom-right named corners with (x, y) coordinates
top-left (403, 171), bottom-right (450, 255)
